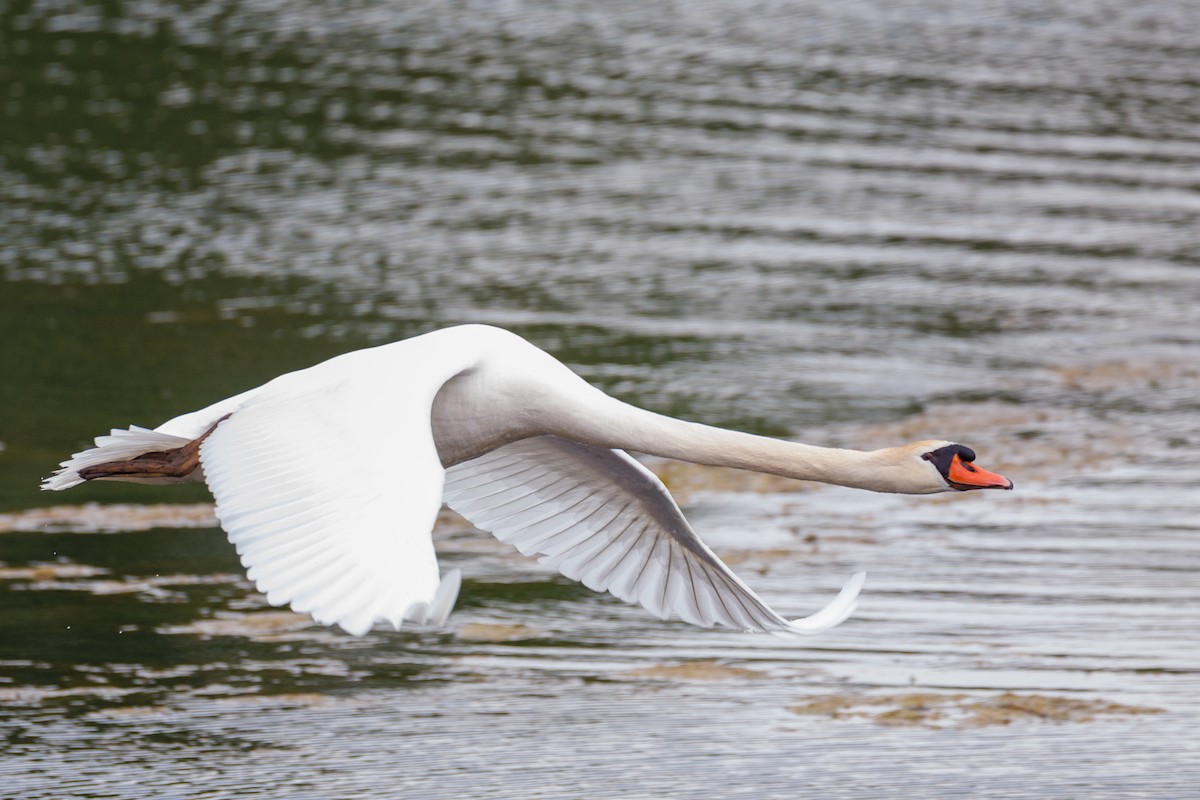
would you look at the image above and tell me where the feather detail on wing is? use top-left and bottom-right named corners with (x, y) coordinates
top-left (444, 436), bottom-right (863, 635)
top-left (199, 362), bottom-right (463, 636)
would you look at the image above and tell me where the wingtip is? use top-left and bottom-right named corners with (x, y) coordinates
top-left (41, 467), bottom-right (83, 492)
top-left (779, 570), bottom-right (867, 636)
top-left (429, 569), bottom-right (462, 626)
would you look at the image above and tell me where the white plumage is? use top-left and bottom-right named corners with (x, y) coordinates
top-left (44, 324), bottom-right (1010, 637)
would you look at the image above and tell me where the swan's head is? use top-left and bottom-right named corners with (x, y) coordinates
top-left (908, 440), bottom-right (1013, 493)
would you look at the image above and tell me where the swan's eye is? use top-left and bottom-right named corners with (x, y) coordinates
top-left (922, 444), bottom-right (959, 478)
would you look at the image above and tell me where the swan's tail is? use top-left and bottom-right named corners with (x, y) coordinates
top-left (42, 426), bottom-right (194, 491)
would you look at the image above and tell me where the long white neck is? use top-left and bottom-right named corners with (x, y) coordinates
top-left (555, 393), bottom-right (903, 491)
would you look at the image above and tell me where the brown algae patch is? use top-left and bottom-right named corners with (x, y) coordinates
top-left (718, 547), bottom-right (803, 567)
top-left (204, 692), bottom-right (338, 710)
top-left (964, 693), bottom-right (1163, 728)
top-left (715, 547), bottom-right (812, 576)
top-left (0, 686), bottom-right (137, 706)
top-left (790, 691), bottom-right (1163, 729)
top-left (0, 501), bottom-right (473, 536)
top-left (12, 571), bottom-right (243, 599)
top-left (620, 660), bottom-right (765, 681)
top-left (88, 705), bottom-right (173, 719)
top-left (1049, 359), bottom-right (1200, 392)
top-left (159, 611), bottom-right (316, 641)
top-left (457, 622), bottom-right (542, 642)
top-left (0, 562), bottom-right (107, 581)
top-left (0, 503), bottom-right (218, 533)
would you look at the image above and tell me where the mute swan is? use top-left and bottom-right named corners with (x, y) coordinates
top-left (44, 325), bottom-right (1011, 636)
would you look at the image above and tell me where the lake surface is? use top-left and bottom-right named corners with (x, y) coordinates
top-left (2, 0), bottom-right (1199, 797)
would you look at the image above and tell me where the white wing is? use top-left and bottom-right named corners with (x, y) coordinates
top-left (444, 436), bottom-right (864, 635)
top-left (199, 355), bottom-right (465, 636)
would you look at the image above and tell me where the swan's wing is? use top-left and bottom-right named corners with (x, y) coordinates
top-left (444, 436), bottom-right (863, 635)
top-left (199, 367), bottom-right (462, 636)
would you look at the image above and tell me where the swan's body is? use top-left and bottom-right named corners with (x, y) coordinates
top-left (44, 325), bottom-right (1011, 636)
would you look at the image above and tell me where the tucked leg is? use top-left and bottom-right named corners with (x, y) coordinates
top-left (78, 415), bottom-right (230, 481)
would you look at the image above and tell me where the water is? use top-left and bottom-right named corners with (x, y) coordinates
top-left (2, 0), bottom-right (1199, 796)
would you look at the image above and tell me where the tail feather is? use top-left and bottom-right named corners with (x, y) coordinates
top-left (42, 426), bottom-right (193, 491)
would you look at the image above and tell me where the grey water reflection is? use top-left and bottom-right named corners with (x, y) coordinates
top-left (2, 0), bottom-right (1199, 797)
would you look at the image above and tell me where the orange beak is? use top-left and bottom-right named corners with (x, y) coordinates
top-left (947, 453), bottom-right (1013, 491)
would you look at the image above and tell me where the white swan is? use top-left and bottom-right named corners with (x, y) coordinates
top-left (43, 325), bottom-right (1011, 636)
